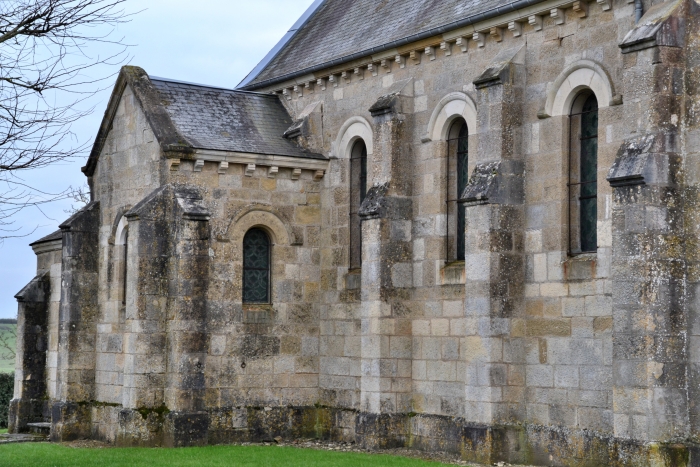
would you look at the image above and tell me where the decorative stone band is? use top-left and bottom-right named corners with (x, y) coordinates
top-left (259, 0), bottom-right (624, 97)
top-left (170, 149), bottom-right (328, 180)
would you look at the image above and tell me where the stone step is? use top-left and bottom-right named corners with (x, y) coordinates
top-left (26, 422), bottom-right (51, 435)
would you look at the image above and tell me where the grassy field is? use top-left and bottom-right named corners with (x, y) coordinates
top-left (0, 444), bottom-right (452, 467)
top-left (0, 323), bottom-right (15, 373)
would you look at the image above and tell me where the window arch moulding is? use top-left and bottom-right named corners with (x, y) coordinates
top-left (228, 209), bottom-right (291, 247)
top-left (424, 92), bottom-right (477, 143)
top-left (333, 116), bottom-right (373, 160)
top-left (541, 60), bottom-right (620, 118)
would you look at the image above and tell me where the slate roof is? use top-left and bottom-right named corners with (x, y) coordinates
top-left (242, 0), bottom-right (543, 90)
top-left (29, 229), bottom-right (63, 246)
top-left (151, 78), bottom-right (325, 159)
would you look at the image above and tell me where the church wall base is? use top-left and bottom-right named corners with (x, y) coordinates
top-left (53, 404), bottom-right (700, 466)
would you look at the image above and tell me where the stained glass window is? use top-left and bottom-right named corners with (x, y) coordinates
top-left (243, 228), bottom-right (271, 304)
top-left (579, 95), bottom-right (598, 252)
top-left (350, 140), bottom-right (367, 269)
top-left (456, 122), bottom-right (469, 261)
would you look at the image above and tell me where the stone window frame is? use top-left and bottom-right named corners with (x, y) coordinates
top-left (228, 208), bottom-right (291, 309)
top-left (425, 92), bottom-right (477, 276)
top-left (545, 60), bottom-right (614, 256)
top-left (113, 215), bottom-right (129, 306)
top-left (334, 116), bottom-right (373, 276)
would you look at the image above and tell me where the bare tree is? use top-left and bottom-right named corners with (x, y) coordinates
top-left (0, 0), bottom-right (132, 238)
top-left (0, 323), bottom-right (16, 361)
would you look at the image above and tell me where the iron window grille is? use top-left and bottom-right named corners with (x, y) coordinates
top-left (567, 94), bottom-right (599, 255)
top-left (242, 228), bottom-right (272, 304)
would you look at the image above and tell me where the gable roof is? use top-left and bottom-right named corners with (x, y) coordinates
top-left (150, 78), bottom-right (324, 159)
top-left (240, 0), bottom-right (546, 90)
top-left (83, 66), bottom-right (323, 177)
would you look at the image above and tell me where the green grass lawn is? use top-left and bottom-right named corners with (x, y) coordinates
top-left (0, 429), bottom-right (6, 434)
top-left (0, 324), bottom-right (16, 373)
top-left (0, 443), bottom-right (452, 467)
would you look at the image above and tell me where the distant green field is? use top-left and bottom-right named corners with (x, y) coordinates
top-left (0, 324), bottom-right (16, 373)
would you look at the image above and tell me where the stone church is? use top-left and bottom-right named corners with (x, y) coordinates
top-left (8, 0), bottom-right (700, 464)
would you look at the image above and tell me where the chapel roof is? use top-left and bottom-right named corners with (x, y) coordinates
top-left (83, 67), bottom-right (323, 177)
top-left (150, 78), bottom-right (324, 159)
top-left (29, 229), bottom-right (63, 246)
top-left (240, 0), bottom-right (526, 90)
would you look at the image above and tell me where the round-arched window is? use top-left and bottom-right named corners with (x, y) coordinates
top-left (242, 228), bottom-right (271, 304)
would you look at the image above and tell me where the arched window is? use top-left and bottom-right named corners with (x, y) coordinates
top-left (447, 119), bottom-right (469, 261)
top-left (121, 226), bottom-right (129, 305)
top-left (350, 139), bottom-right (367, 269)
top-left (243, 228), bottom-right (271, 304)
top-left (114, 217), bottom-right (129, 306)
top-left (568, 92), bottom-right (598, 254)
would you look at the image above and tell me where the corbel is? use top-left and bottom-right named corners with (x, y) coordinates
top-left (170, 159), bottom-right (181, 171)
top-left (573, 1), bottom-right (588, 18)
top-left (425, 46), bottom-right (436, 61)
top-left (473, 32), bottom-right (486, 48)
top-left (455, 36), bottom-right (468, 52)
top-left (440, 41), bottom-right (452, 56)
top-left (268, 166), bottom-right (279, 178)
top-left (291, 168), bottom-right (302, 180)
top-left (368, 63), bottom-right (379, 77)
top-left (218, 161), bottom-right (228, 174)
top-left (305, 81), bottom-right (314, 93)
top-left (193, 159), bottom-right (205, 172)
top-left (490, 27), bottom-right (503, 43)
top-left (508, 21), bottom-right (523, 37)
top-left (395, 55), bottom-right (406, 69)
top-left (294, 85), bottom-right (303, 97)
top-left (381, 58), bottom-right (392, 73)
top-left (528, 15), bottom-right (543, 31)
top-left (245, 163), bottom-right (256, 177)
top-left (596, 0), bottom-right (611, 10)
top-left (341, 71), bottom-right (351, 83)
top-left (410, 50), bottom-right (421, 65)
top-left (282, 88), bottom-right (292, 100)
top-left (354, 67), bottom-right (365, 80)
top-left (317, 78), bottom-right (327, 90)
top-left (551, 8), bottom-right (565, 25)
top-left (313, 170), bottom-right (325, 181)
top-left (328, 74), bottom-right (339, 87)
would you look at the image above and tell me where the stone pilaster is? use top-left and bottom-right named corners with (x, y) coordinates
top-left (359, 83), bottom-right (414, 422)
top-left (52, 202), bottom-right (100, 441)
top-left (610, 7), bottom-right (691, 441)
top-left (120, 185), bottom-right (211, 447)
top-left (8, 272), bottom-right (50, 433)
top-left (462, 48), bottom-right (525, 425)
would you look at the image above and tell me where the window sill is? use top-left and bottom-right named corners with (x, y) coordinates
top-left (563, 252), bottom-right (598, 281)
top-left (440, 260), bottom-right (465, 285)
top-left (346, 269), bottom-right (361, 290)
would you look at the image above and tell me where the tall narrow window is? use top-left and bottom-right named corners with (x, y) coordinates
top-left (569, 93), bottom-right (598, 253)
top-left (243, 228), bottom-right (271, 304)
top-left (447, 119), bottom-right (469, 261)
top-left (350, 140), bottom-right (367, 269)
top-left (122, 227), bottom-right (128, 305)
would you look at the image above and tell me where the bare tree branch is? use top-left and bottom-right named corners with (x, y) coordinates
top-left (0, 0), bottom-right (134, 238)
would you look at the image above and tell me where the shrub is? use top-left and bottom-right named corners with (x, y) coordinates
top-left (0, 372), bottom-right (13, 428)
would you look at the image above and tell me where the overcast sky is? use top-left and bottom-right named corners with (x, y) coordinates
top-left (0, 0), bottom-right (315, 318)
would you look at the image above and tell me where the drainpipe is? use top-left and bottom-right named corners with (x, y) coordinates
top-left (635, 0), bottom-right (644, 23)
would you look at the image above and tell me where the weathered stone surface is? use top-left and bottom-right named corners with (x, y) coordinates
top-left (10, 0), bottom-right (700, 464)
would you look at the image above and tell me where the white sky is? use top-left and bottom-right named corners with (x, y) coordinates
top-left (0, 0), bottom-right (315, 318)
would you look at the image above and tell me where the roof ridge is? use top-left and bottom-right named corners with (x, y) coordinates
top-left (150, 76), bottom-right (276, 97)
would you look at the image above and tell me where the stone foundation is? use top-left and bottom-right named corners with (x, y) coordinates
top-left (49, 403), bottom-right (700, 466)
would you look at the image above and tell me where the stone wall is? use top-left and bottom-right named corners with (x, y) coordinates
top-left (13, 0), bottom-right (700, 464)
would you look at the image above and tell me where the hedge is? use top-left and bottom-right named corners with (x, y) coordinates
top-left (0, 372), bottom-right (13, 428)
